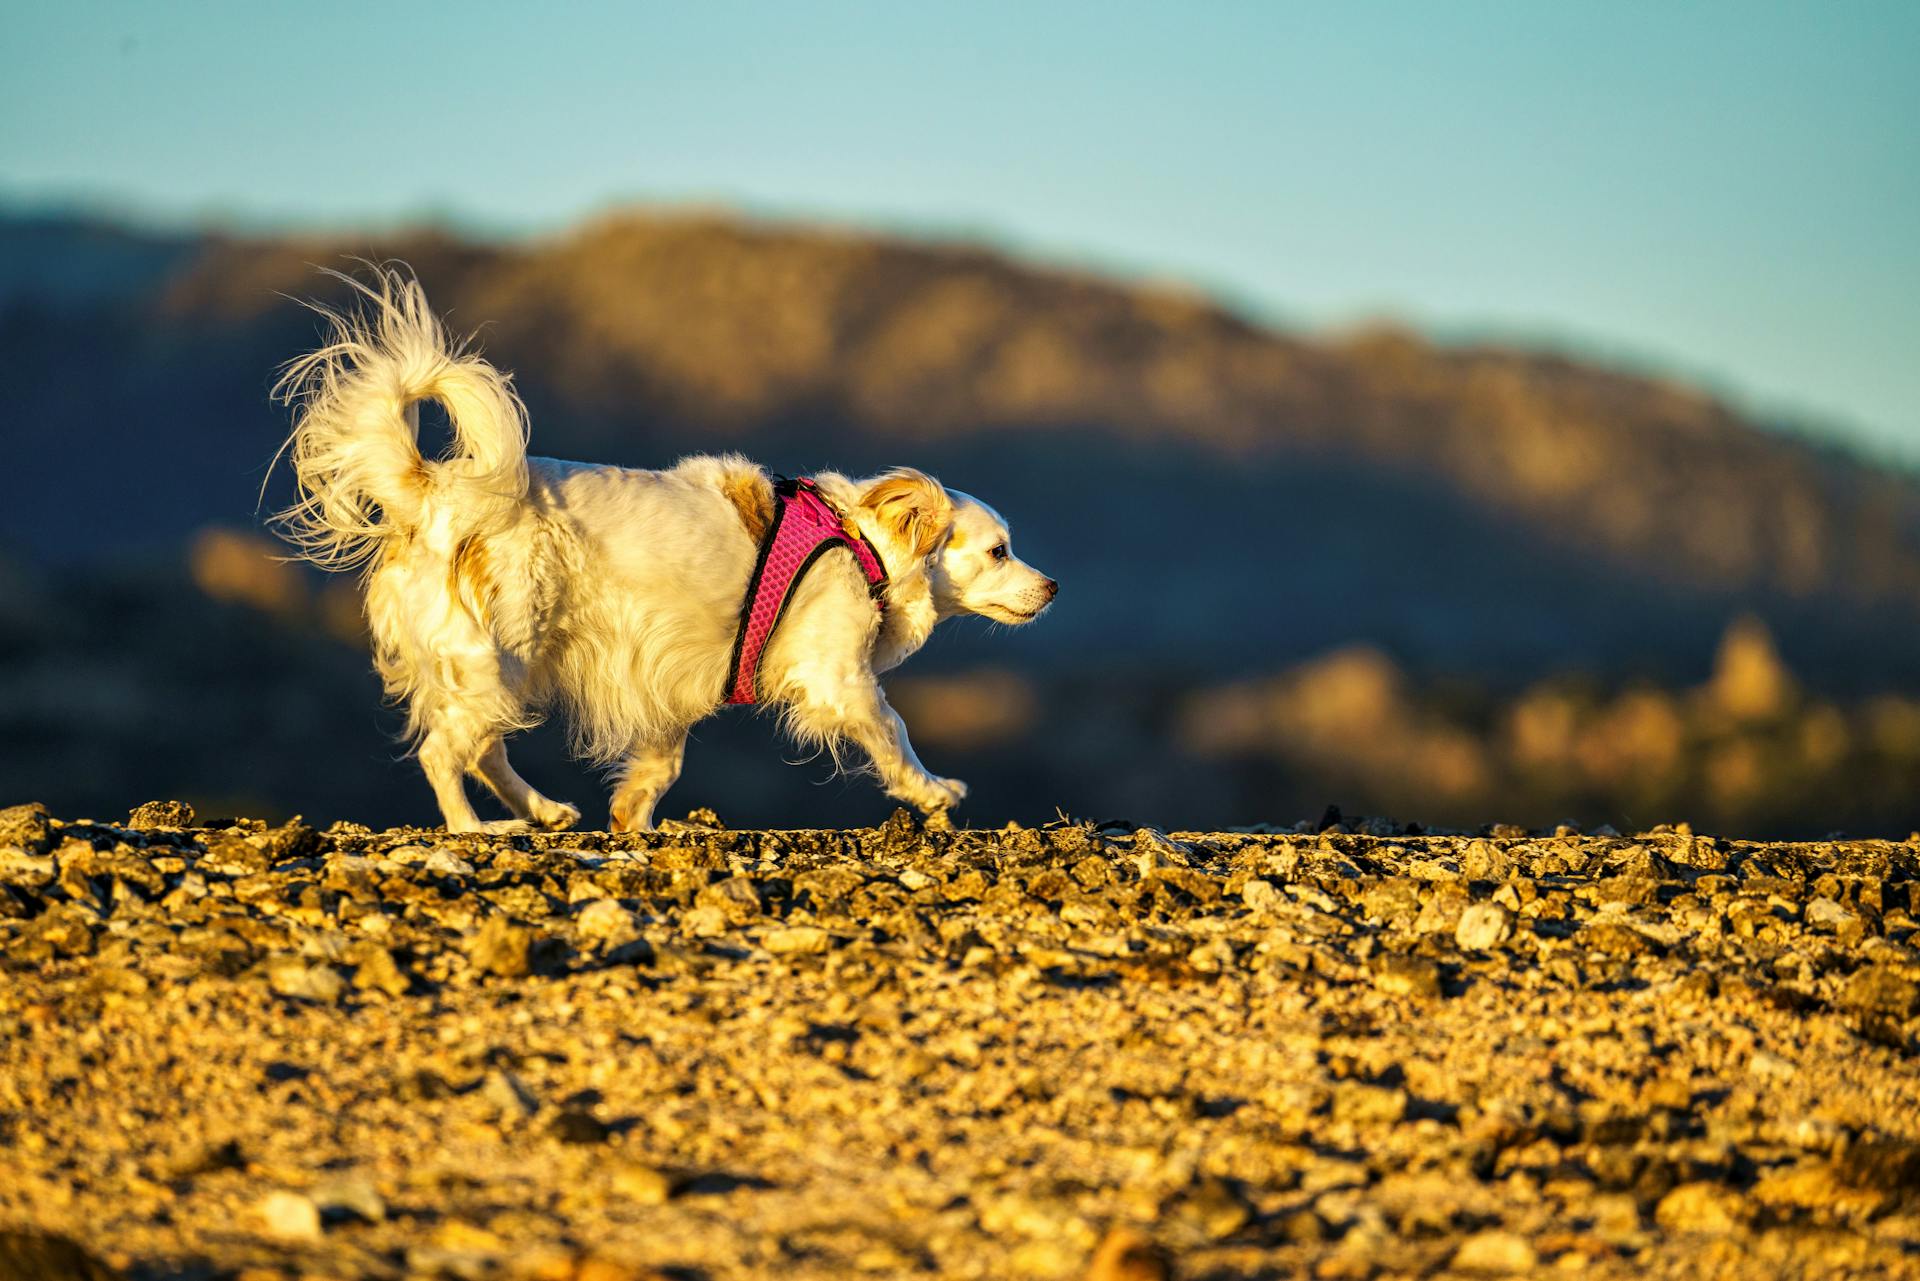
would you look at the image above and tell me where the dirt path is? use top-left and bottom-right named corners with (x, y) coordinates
top-left (2, 802), bottom-right (1918, 1279)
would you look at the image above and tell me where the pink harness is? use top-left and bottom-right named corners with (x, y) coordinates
top-left (724, 476), bottom-right (889, 705)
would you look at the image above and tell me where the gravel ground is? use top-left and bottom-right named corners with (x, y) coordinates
top-left (2, 800), bottom-right (1919, 1280)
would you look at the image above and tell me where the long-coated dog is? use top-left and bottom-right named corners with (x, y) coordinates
top-left (272, 268), bottom-right (1055, 832)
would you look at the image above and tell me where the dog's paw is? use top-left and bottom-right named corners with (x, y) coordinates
top-left (531, 800), bottom-right (581, 831)
top-left (478, 818), bottom-right (533, 835)
top-left (910, 776), bottom-right (967, 814)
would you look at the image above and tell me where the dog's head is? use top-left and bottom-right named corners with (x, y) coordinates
top-left (859, 469), bottom-right (1057, 624)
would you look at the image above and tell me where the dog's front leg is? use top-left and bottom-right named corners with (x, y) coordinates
top-left (609, 732), bottom-right (688, 833)
top-left (827, 682), bottom-right (967, 816)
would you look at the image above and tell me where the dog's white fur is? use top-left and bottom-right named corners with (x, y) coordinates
top-left (273, 268), bottom-right (1056, 833)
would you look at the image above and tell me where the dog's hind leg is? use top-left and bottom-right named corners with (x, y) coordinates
top-left (609, 732), bottom-right (688, 833)
top-left (472, 738), bottom-right (580, 831)
top-left (416, 709), bottom-right (536, 834)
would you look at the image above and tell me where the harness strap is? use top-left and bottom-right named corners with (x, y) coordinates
top-left (724, 477), bottom-right (888, 706)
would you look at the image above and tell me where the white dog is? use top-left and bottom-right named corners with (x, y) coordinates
top-left (272, 268), bottom-right (1056, 833)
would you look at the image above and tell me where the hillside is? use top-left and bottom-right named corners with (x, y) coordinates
top-left (7, 208), bottom-right (1920, 691)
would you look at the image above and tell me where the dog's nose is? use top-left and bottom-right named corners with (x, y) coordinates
top-left (1042, 578), bottom-right (1059, 599)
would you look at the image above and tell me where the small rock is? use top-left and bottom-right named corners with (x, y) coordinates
top-left (575, 898), bottom-right (642, 949)
top-left (128, 799), bottom-right (195, 830)
top-left (1132, 828), bottom-right (1191, 874)
top-left (1752, 1160), bottom-right (1896, 1219)
top-left (0, 803), bottom-right (54, 857)
top-left (1747, 1049), bottom-right (1796, 1081)
top-left (1842, 966), bottom-right (1919, 1017)
top-left (1370, 954), bottom-right (1442, 998)
top-left (1241, 878), bottom-right (1283, 915)
top-left (1451, 1229), bottom-right (1537, 1274)
top-left (1188, 938), bottom-right (1235, 973)
top-left (611, 1162), bottom-right (680, 1204)
top-left (166, 1138), bottom-right (244, 1180)
top-left (482, 1069), bottom-right (539, 1119)
top-left (310, 1171), bottom-right (386, 1223)
top-left (1331, 1081), bottom-right (1409, 1125)
top-left (266, 958), bottom-right (345, 1004)
top-left (423, 849), bottom-right (476, 877)
top-left (468, 915), bottom-right (534, 978)
top-left (695, 876), bottom-right (762, 925)
top-left (1083, 1225), bottom-right (1170, 1281)
top-left (573, 1258), bottom-right (672, 1281)
top-left (0, 846), bottom-right (55, 891)
top-left (764, 926), bottom-right (832, 956)
top-left (1803, 897), bottom-right (1854, 930)
top-left (1161, 1174), bottom-right (1250, 1240)
top-left (1654, 1181), bottom-right (1745, 1234)
top-left (256, 1189), bottom-right (322, 1240)
top-left (1462, 839), bottom-right (1512, 881)
top-left (1837, 1138), bottom-right (1920, 1196)
top-left (1454, 901), bottom-right (1514, 950)
top-left (1581, 921), bottom-right (1659, 958)
top-left (349, 944), bottom-right (411, 997)
top-left (198, 836), bottom-right (270, 877)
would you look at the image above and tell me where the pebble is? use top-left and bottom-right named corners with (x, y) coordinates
top-left (424, 849), bottom-right (476, 877)
top-left (1454, 901), bottom-right (1514, 950)
top-left (256, 1189), bottom-right (322, 1240)
top-left (1450, 1229), bottom-right (1537, 1274)
top-left (611, 1162), bottom-right (679, 1205)
top-left (1241, 878), bottom-right (1283, 915)
top-left (575, 898), bottom-right (642, 948)
top-left (1083, 1226), bottom-right (1170, 1281)
top-left (763, 925), bottom-right (831, 955)
top-left (1369, 954), bottom-right (1442, 998)
top-left (1654, 1182), bottom-right (1746, 1234)
top-left (310, 1171), bottom-right (386, 1223)
top-left (266, 958), bottom-right (344, 1004)
top-left (482, 1069), bottom-right (539, 1119)
top-left (467, 915), bottom-right (534, 977)
top-left (1332, 1082), bottom-right (1408, 1126)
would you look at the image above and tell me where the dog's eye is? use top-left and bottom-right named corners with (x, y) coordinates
top-left (989, 543), bottom-right (1009, 561)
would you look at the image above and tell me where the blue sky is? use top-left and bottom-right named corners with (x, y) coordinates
top-left (4, 1), bottom-right (1916, 459)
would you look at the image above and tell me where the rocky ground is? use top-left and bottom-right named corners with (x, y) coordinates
top-left (2, 801), bottom-right (1919, 1281)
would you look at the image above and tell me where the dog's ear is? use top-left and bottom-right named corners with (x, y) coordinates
top-left (860, 469), bottom-right (954, 560)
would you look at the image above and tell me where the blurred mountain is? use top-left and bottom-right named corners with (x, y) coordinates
top-left (8, 207), bottom-right (1920, 694)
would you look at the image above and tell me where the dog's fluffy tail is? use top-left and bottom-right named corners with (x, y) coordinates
top-left (271, 265), bottom-right (528, 571)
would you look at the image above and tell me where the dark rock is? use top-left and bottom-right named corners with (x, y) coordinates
top-left (550, 1109), bottom-right (611, 1144)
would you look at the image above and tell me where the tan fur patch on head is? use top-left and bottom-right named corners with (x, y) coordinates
top-left (860, 469), bottom-right (954, 560)
top-left (722, 467), bottom-right (776, 543)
